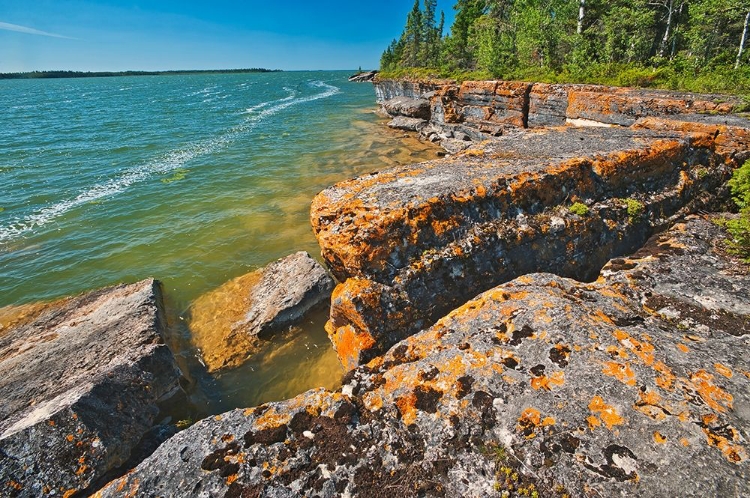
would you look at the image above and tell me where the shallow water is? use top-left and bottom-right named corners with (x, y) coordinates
top-left (0, 71), bottom-right (441, 415)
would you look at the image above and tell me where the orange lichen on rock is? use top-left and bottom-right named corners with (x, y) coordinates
top-left (654, 361), bottom-right (676, 391)
top-left (688, 370), bottom-right (733, 413)
top-left (395, 392), bottom-right (418, 426)
top-left (517, 407), bottom-right (555, 439)
top-left (654, 432), bottom-right (668, 444)
top-left (612, 329), bottom-right (655, 366)
top-left (634, 389), bottom-right (668, 421)
top-left (588, 396), bottom-right (625, 430)
top-left (701, 424), bottom-right (748, 463)
top-left (602, 361), bottom-right (637, 386)
top-left (531, 370), bottom-right (565, 391)
top-left (714, 363), bottom-right (733, 379)
top-left (328, 323), bottom-right (377, 373)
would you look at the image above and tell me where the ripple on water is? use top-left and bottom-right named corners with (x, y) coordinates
top-left (0, 72), bottom-right (443, 413)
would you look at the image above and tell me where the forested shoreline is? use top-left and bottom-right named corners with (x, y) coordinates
top-left (381, 0), bottom-right (750, 94)
top-left (0, 68), bottom-right (281, 80)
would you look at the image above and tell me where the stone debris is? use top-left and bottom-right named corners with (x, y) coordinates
top-left (189, 251), bottom-right (335, 372)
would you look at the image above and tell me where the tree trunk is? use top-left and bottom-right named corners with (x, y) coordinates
top-left (658, 0), bottom-right (674, 58)
top-left (736, 11), bottom-right (750, 69)
top-left (669, 1), bottom-right (685, 60)
top-left (577, 0), bottom-right (586, 35)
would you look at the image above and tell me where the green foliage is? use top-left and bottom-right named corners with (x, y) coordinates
top-left (724, 161), bottom-right (750, 261)
top-left (569, 202), bottom-right (589, 216)
top-left (728, 160), bottom-right (750, 209)
top-left (380, 0), bottom-right (750, 95)
top-left (624, 198), bottom-right (645, 223)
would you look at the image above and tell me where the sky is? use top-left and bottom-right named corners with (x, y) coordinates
top-left (0, 0), bottom-right (457, 72)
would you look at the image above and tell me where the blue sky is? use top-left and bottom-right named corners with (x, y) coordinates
top-left (0, 0), bottom-right (456, 72)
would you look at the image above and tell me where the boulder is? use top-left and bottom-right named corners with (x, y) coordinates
top-left (381, 96), bottom-right (431, 120)
top-left (311, 126), bottom-right (736, 369)
top-left (188, 251), bottom-right (334, 372)
top-left (387, 116), bottom-right (427, 132)
top-left (0, 279), bottom-right (183, 497)
top-left (94, 218), bottom-right (749, 497)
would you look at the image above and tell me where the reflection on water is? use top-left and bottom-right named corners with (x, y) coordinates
top-left (169, 112), bottom-right (442, 417)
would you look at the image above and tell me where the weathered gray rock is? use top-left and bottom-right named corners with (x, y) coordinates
top-left (374, 79), bottom-right (445, 101)
top-left (94, 218), bottom-right (749, 497)
top-left (0, 279), bottom-right (183, 497)
top-left (381, 96), bottom-right (431, 120)
top-left (189, 251), bottom-right (335, 372)
top-left (348, 70), bottom-right (378, 82)
top-left (387, 116), bottom-right (427, 132)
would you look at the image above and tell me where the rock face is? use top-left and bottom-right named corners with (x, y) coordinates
top-left (95, 218), bottom-right (749, 497)
top-left (189, 251), bottom-right (335, 372)
top-left (0, 279), bottom-right (183, 497)
top-left (374, 78), bottom-right (744, 135)
top-left (311, 125), bottom-right (736, 370)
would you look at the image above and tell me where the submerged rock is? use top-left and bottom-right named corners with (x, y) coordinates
top-left (189, 251), bottom-right (334, 372)
top-left (0, 279), bottom-right (183, 497)
top-left (95, 218), bottom-right (749, 497)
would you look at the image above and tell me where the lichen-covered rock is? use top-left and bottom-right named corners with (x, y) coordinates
top-left (95, 218), bottom-right (749, 497)
top-left (380, 96), bottom-right (431, 120)
top-left (566, 86), bottom-right (741, 126)
top-left (0, 279), bottom-right (183, 497)
top-left (312, 126), bottom-right (735, 369)
top-left (633, 115), bottom-right (750, 165)
top-left (189, 251), bottom-right (334, 372)
top-left (455, 80), bottom-right (531, 128)
top-left (375, 79), bottom-right (743, 138)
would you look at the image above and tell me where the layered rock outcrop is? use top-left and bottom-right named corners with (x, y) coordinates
top-left (376, 78), bottom-right (745, 134)
top-left (312, 124), bottom-right (737, 370)
top-left (95, 218), bottom-right (749, 497)
top-left (189, 251), bottom-right (335, 372)
top-left (0, 279), bottom-right (183, 497)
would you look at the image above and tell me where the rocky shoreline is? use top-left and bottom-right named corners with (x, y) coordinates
top-left (1, 78), bottom-right (748, 497)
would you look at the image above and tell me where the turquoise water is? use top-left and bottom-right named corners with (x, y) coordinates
top-left (0, 71), bottom-right (440, 415)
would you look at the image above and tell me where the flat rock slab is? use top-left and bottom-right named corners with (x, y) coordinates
top-left (95, 218), bottom-right (749, 497)
top-left (0, 279), bottom-right (183, 497)
top-left (189, 251), bottom-right (334, 372)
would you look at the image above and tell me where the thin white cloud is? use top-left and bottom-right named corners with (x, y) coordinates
top-left (0, 21), bottom-right (76, 40)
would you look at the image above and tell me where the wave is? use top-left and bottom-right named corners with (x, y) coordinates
top-left (0, 81), bottom-right (341, 247)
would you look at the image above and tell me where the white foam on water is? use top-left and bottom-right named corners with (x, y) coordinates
top-left (0, 81), bottom-right (341, 247)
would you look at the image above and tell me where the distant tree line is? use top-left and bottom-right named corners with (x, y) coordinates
top-left (381, 0), bottom-right (750, 93)
top-left (0, 68), bottom-right (282, 80)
